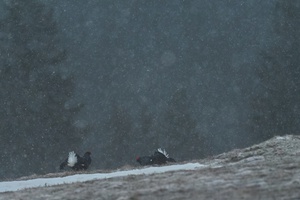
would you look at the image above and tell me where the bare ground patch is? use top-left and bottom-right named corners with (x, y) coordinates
top-left (1, 135), bottom-right (300, 200)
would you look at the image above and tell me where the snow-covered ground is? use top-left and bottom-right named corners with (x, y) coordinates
top-left (0, 163), bottom-right (204, 193)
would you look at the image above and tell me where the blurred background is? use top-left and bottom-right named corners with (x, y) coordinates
top-left (0, 0), bottom-right (299, 179)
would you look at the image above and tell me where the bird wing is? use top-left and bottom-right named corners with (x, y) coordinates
top-left (60, 159), bottom-right (68, 170)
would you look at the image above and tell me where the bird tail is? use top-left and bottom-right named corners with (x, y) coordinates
top-left (157, 148), bottom-right (169, 158)
top-left (67, 151), bottom-right (78, 167)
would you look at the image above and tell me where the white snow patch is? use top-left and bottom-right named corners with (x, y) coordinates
top-left (239, 156), bottom-right (265, 163)
top-left (275, 135), bottom-right (290, 140)
top-left (0, 162), bottom-right (204, 193)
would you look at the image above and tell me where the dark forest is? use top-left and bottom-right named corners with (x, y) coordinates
top-left (0, 0), bottom-right (299, 179)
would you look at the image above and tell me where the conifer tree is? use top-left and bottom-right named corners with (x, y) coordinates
top-left (0, 0), bottom-right (86, 179)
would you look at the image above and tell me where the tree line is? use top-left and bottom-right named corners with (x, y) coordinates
top-left (0, 0), bottom-right (299, 179)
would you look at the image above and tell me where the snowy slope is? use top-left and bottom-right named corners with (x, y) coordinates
top-left (0, 163), bottom-right (204, 193)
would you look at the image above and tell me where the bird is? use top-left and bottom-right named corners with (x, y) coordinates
top-left (136, 148), bottom-right (176, 166)
top-left (60, 151), bottom-right (92, 170)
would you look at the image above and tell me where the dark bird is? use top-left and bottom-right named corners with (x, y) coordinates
top-left (136, 148), bottom-right (176, 166)
top-left (60, 151), bottom-right (92, 170)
